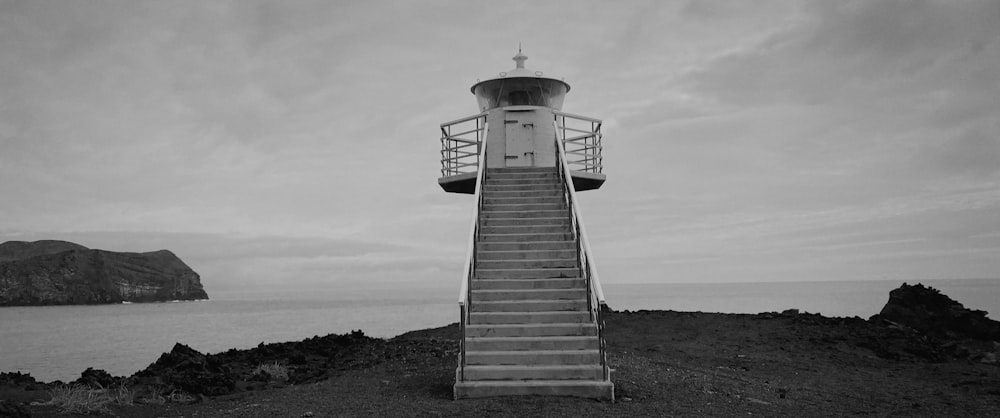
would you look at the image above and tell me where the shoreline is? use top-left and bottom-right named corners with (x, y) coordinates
top-left (2, 283), bottom-right (999, 416)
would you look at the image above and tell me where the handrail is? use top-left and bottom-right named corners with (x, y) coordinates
top-left (553, 110), bottom-right (603, 174)
top-left (553, 110), bottom-right (603, 124)
top-left (554, 127), bottom-right (609, 382)
top-left (457, 138), bottom-right (488, 305)
top-left (554, 136), bottom-right (607, 305)
top-left (441, 112), bottom-right (488, 128)
top-left (456, 124), bottom-right (488, 382)
top-left (441, 113), bottom-right (487, 178)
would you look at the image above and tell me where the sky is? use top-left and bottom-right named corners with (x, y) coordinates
top-left (1, 0), bottom-right (998, 294)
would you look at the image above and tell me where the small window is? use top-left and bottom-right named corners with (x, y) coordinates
top-left (510, 90), bottom-right (530, 105)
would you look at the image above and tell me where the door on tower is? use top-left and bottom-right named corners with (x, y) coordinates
top-left (504, 111), bottom-right (535, 167)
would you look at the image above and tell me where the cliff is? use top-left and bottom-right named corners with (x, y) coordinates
top-left (0, 240), bottom-right (208, 306)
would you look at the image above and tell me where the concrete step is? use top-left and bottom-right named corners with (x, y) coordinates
top-left (485, 183), bottom-right (562, 192)
top-left (469, 311), bottom-right (591, 324)
top-left (479, 241), bottom-right (575, 252)
top-left (486, 167), bottom-right (558, 174)
top-left (461, 364), bottom-right (603, 381)
top-left (477, 249), bottom-right (576, 261)
top-left (485, 175), bottom-right (559, 182)
top-left (477, 267), bottom-right (580, 279)
top-left (476, 258), bottom-right (577, 270)
top-left (483, 189), bottom-right (563, 199)
top-left (465, 323), bottom-right (597, 338)
top-left (481, 217), bottom-right (568, 227)
top-left (454, 379), bottom-right (613, 400)
top-left (479, 233), bottom-right (573, 243)
top-left (481, 210), bottom-right (568, 219)
top-left (480, 225), bottom-right (570, 235)
top-left (472, 278), bottom-right (585, 290)
top-left (471, 288), bottom-right (587, 302)
top-left (486, 178), bottom-right (561, 186)
top-left (484, 196), bottom-right (564, 205)
top-left (466, 336), bottom-right (598, 351)
top-left (486, 172), bottom-right (559, 180)
top-left (464, 349), bottom-right (600, 365)
top-left (471, 299), bottom-right (587, 313)
top-left (483, 203), bottom-right (565, 212)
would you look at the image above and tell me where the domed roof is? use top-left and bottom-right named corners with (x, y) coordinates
top-left (470, 49), bottom-right (571, 94)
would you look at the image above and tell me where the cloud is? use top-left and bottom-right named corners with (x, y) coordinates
top-left (671, 0), bottom-right (1000, 106)
top-left (1, 0), bottom-right (997, 288)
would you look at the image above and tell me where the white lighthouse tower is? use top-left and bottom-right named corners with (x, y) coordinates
top-left (439, 49), bottom-right (605, 193)
top-left (440, 50), bottom-right (613, 400)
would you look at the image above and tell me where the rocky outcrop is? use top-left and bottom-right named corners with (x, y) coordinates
top-left (873, 282), bottom-right (999, 341)
top-left (0, 240), bottom-right (208, 306)
top-left (126, 329), bottom-right (450, 397)
top-left (870, 282), bottom-right (1000, 364)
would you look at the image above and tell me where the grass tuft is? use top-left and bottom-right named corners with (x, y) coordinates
top-left (251, 361), bottom-right (289, 382)
top-left (39, 383), bottom-right (133, 415)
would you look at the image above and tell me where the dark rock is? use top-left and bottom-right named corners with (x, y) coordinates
top-left (288, 352), bottom-right (308, 365)
top-left (0, 240), bottom-right (208, 306)
top-left (122, 330), bottom-right (392, 397)
top-left (73, 367), bottom-right (122, 388)
top-left (150, 343), bottom-right (208, 370)
top-left (133, 343), bottom-right (234, 396)
top-left (0, 372), bottom-right (40, 388)
top-left (0, 400), bottom-right (31, 418)
top-left (781, 309), bottom-right (799, 316)
top-left (872, 282), bottom-right (1000, 341)
top-left (865, 283), bottom-right (1000, 363)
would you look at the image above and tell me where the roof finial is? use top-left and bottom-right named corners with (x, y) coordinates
top-left (513, 44), bottom-right (528, 69)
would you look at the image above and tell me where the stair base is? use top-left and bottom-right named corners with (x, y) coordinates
top-left (454, 378), bottom-right (614, 400)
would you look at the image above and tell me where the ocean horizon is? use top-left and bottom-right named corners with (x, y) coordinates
top-left (2, 278), bottom-right (997, 382)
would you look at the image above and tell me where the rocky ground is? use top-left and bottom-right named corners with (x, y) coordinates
top-left (2, 283), bottom-right (999, 417)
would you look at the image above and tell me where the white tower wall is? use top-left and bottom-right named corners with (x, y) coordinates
top-left (485, 106), bottom-right (556, 169)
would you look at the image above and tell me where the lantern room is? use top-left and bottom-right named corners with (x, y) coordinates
top-left (470, 51), bottom-right (570, 112)
top-left (438, 50), bottom-right (605, 193)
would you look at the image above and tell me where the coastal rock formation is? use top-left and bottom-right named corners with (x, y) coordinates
top-left (0, 240), bottom-right (208, 306)
top-left (873, 282), bottom-right (1000, 341)
top-left (870, 282), bottom-right (1000, 364)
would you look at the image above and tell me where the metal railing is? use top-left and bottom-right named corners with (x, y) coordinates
top-left (554, 132), bottom-right (610, 382)
top-left (440, 113), bottom-right (487, 178)
top-left (554, 110), bottom-right (603, 174)
top-left (456, 136), bottom-right (489, 382)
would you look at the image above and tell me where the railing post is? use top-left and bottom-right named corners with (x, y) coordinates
top-left (458, 304), bottom-right (465, 381)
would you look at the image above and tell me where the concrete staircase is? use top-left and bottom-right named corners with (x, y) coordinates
top-left (454, 167), bottom-right (613, 400)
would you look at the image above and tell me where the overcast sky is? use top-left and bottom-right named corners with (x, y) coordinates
top-left (1, 0), bottom-right (998, 293)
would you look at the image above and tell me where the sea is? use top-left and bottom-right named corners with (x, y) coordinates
top-left (1, 278), bottom-right (998, 383)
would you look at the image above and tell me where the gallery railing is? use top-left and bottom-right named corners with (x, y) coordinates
top-left (440, 113), bottom-right (487, 178)
top-left (554, 111), bottom-right (603, 175)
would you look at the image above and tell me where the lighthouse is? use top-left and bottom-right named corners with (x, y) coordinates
top-left (441, 50), bottom-right (613, 400)
top-left (439, 49), bottom-right (605, 193)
